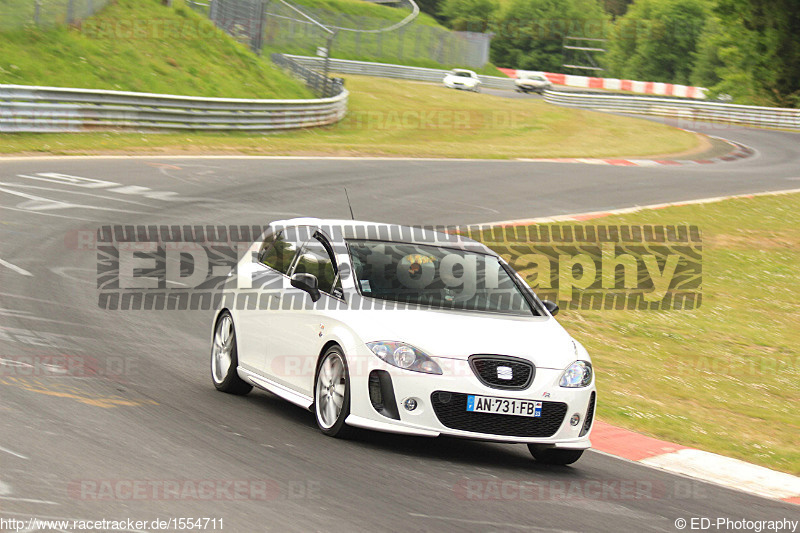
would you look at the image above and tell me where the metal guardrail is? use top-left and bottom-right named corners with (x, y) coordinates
top-left (271, 53), bottom-right (344, 98)
top-left (544, 90), bottom-right (800, 131)
top-left (284, 55), bottom-right (516, 90)
top-left (287, 55), bottom-right (800, 130)
top-left (0, 84), bottom-right (348, 133)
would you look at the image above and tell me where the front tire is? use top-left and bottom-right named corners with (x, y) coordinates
top-left (314, 346), bottom-right (353, 438)
top-left (210, 311), bottom-right (252, 395)
top-left (528, 445), bottom-right (584, 465)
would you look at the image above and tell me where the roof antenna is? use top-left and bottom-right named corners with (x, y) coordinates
top-left (344, 187), bottom-right (356, 220)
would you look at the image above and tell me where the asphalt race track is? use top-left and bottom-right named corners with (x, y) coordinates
top-left (1, 121), bottom-right (799, 532)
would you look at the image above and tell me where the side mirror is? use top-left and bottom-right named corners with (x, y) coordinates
top-left (291, 273), bottom-right (321, 302)
top-left (542, 300), bottom-right (559, 316)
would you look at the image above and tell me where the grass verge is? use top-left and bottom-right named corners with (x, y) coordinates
top-left (0, 0), bottom-right (312, 99)
top-left (0, 75), bottom-right (700, 157)
top-left (479, 192), bottom-right (800, 475)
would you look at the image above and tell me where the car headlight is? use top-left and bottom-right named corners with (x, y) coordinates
top-left (366, 341), bottom-right (442, 375)
top-left (559, 360), bottom-right (592, 387)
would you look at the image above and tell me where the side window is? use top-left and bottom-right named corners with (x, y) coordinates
top-left (257, 230), bottom-right (278, 264)
top-left (260, 230), bottom-right (301, 275)
top-left (293, 235), bottom-right (338, 296)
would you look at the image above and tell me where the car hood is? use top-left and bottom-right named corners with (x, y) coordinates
top-left (339, 308), bottom-right (577, 369)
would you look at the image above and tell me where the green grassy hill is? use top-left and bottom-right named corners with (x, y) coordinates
top-left (0, 0), bottom-right (312, 98)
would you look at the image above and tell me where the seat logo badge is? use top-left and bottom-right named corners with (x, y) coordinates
top-left (497, 366), bottom-right (513, 380)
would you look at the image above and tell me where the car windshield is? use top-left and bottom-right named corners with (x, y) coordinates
top-left (453, 71), bottom-right (472, 77)
top-left (347, 240), bottom-right (536, 316)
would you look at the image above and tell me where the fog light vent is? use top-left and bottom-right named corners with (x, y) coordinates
top-left (368, 370), bottom-right (400, 420)
top-left (368, 372), bottom-right (383, 409)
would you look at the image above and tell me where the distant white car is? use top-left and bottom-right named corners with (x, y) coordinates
top-left (443, 69), bottom-right (481, 92)
top-left (516, 72), bottom-right (553, 94)
top-left (210, 218), bottom-right (596, 465)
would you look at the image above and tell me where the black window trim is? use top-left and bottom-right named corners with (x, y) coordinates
top-left (258, 225), bottom-right (313, 278)
top-left (287, 230), bottom-right (345, 302)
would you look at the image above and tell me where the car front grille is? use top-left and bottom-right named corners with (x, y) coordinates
top-left (469, 355), bottom-right (534, 390)
top-left (430, 391), bottom-right (567, 438)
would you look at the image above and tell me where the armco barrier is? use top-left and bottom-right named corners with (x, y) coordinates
top-left (0, 84), bottom-right (348, 133)
top-left (284, 55), bottom-right (516, 90)
top-left (498, 68), bottom-right (707, 99)
top-left (286, 55), bottom-right (798, 131)
top-left (543, 90), bottom-right (800, 131)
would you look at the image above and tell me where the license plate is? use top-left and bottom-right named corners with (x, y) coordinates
top-left (467, 395), bottom-right (542, 418)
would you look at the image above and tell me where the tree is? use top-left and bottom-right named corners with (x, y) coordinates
top-left (490, 0), bottom-right (609, 72)
top-left (601, 0), bottom-right (635, 18)
top-left (439, 0), bottom-right (499, 32)
top-left (690, 15), bottom-right (729, 88)
top-left (603, 0), bottom-right (709, 84)
top-left (414, 0), bottom-right (447, 23)
top-left (709, 0), bottom-right (800, 107)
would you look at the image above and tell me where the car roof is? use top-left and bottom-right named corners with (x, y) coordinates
top-left (269, 217), bottom-right (496, 255)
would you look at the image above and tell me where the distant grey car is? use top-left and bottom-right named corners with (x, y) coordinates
top-left (516, 72), bottom-right (552, 94)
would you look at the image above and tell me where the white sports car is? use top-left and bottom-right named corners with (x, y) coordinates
top-left (442, 69), bottom-right (481, 92)
top-left (515, 71), bottom-right (553, 94)
top-left (210, 218), bottom-right (596, 464)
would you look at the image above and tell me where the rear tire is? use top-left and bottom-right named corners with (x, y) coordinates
top-left (528, 445), bottom-right (584, 465)
top-left (210, 311), bottom-right (252, 395)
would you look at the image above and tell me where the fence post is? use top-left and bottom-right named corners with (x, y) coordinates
top-left (67, 0), bottom-right (75, 24)
top-left (251, 0), bottom-right (266, 55)
top-left (397, 26), bottom-right (404, 61)
top-left (34, 0), bottom-right (41, 26)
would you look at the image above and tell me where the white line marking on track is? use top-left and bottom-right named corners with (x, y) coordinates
top-left (0, 308), bottom-right (103, 328)
top-left (0, 204), bottom-right (102, 222)
top-left (0, 182), bottom-right (156, 207)
top-left (0, 258), bottom-right (32, 276)
top-left (0, 445), bottom-right (28, 459)
top-left (0, 186), bottom-right (147, 214)
top-left (0, 292), bottom-right (82, 309)
top-left (0, 155), bottom-right (486, 162)
top-left (482, 187), bottom-right (800, 226)
top-left (641, 449), bottom-right (800, 500)
top-left (0, 496), bottom-right (59, 505)
top-left (407, 512), bottom-right (580, 531)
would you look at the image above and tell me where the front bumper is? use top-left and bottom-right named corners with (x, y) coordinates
top-left (345, 354), bottom-right (596, 448)
top-left (444, 81), bottom-right (477, 90)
